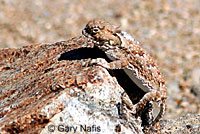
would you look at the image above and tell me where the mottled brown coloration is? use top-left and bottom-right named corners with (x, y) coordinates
top-left (82, 20), bottom-right (167, 131)
top-left (0, 37), bottom-right (146, 134)
top-left (0, 37), bottom-right (95, 133)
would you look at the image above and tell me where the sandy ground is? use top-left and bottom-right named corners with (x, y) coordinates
top-left (0, 0), bottom-right (199, 119)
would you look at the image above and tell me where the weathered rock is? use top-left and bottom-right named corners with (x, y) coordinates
top-left (0, 37), bottom-right (142, 134)
top-left (0, 36), bottom-right (199, 134)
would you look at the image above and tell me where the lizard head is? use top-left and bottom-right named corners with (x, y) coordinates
top-left (82, 20), bottom-right (121, 49)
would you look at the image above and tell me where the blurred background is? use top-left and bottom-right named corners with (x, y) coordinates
top-left (0, 0), bottom-right (199, 119)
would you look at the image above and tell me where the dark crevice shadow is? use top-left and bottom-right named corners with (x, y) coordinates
top-left (58, 47), bottom-right (111, 61)
top-left (109, 69), bottom-right (145, 104)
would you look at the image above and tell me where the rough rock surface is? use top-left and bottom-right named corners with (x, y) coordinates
top-left (0, 37), bottom-right (143, 134)
top-left (0, 37), bottom-right (200, 134)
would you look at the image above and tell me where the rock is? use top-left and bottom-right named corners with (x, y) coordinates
top-left (0, 36), bottom-right (142, 134)
top-left (0, 36), bottom-right (199, 134)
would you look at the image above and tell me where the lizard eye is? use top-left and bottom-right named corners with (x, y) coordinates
top-left (92, 27), bottom-right (100, 34)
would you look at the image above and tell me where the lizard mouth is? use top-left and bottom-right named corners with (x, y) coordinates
top-left (82, 28), bottom-right (93, 39)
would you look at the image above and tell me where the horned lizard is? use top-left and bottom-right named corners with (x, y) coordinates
top-left (82, 20), bottom-right (167, 132)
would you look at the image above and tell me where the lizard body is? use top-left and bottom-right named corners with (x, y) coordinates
top-left (82, 20), bottom-right (167, 131)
